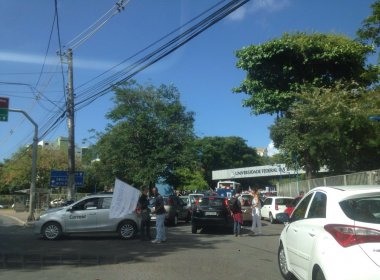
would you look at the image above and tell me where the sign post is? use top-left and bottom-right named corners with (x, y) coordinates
top-left (0, 97), bottom-right (9, 121)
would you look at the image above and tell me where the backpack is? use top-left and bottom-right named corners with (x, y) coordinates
top-left (230, 197), bottom-right (240, 213)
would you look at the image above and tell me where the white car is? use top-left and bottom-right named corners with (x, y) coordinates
top-left (277, 185), bottom-right (380, 280)
top-left (34, 193), bottom-right (140, 240)
top-left (261, 196), bottom-right (293, 223)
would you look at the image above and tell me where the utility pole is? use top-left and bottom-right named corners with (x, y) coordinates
top-left (66, 48), bottom-right (76, 200)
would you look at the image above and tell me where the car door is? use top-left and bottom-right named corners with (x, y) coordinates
top-left (176, 196), bottom-right (188, 220)
top-left (294, 191), bottom-right (327, 279)
top-left (64, 197), bottom-right (99, 232)
top-left (96, 197), bottom-right (115, 231)
top-left (284, 193), bottom-right (313, 276)
top-left (261, 197), bottom-right (272, 219)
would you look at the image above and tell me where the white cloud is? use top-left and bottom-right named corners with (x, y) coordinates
top-left (227, 6), bottom-right (248, 21)
top-left (267, 140), bottom-right (279, 156)
top-left (227, 0), bottom-right (290, 22)
top-left (0, 50), bottom-right (119, 71)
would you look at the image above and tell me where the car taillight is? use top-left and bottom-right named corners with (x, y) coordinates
top-left (324, 224), bottom-right (380, 247)
top-left (275, 203), bottom-right (279, 211)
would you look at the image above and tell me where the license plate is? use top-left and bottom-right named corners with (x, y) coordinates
top-left (205, 211), bottom-right (217, 216)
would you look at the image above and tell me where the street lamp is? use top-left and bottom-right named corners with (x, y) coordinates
top-left (8, 109), bottom-right (38, 221)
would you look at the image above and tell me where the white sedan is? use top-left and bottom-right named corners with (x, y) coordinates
top-left (277, 185), bottom-right (380, 280)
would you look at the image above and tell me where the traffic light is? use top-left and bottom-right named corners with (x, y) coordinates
top-left (0, 97), bottom-right (9, 122)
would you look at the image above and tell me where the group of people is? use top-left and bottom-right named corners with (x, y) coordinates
top-left (229, 188), bottom-right (262, 237)
top-left (137, 186), bottom-right (166, 244)
top-left (137, 185), bottom-right (263, 242)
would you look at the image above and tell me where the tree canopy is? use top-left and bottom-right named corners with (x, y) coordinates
top-left (195, 136), bottom-right (262, 187)
top-left (357, 0), bottom-right (380, 49)
top-left (234, 32), bottom-right (374, 116)
top-left (270, 85), bottom-right (380, 175)
top-left (95, 80), bottom-right (196, 188)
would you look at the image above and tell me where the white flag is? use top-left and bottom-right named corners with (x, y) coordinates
top-left (109, 178), bottom-right (141, 219)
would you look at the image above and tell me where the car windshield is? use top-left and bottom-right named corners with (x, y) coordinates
top-left (199, 197), bottom-right (225, 207)
top-left (340, 196), bottom-right (380, 224)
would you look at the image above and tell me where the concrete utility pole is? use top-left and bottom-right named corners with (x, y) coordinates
top-left (66, 48), bottom-right (76, 200)
top-left (8, 109), bottom-right (38, 221)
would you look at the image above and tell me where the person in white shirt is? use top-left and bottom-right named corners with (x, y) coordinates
top-left (251, 188), bottom-right (262, 235)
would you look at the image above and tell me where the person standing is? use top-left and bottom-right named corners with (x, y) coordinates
top-left (251, 188), bottom-right (262, 235)
top-left (230, 193), bottom-right (243, 237)
top-left (151, 187), bottom-right (167, 244)
top-left (137, 186), bottom-right (152, 241)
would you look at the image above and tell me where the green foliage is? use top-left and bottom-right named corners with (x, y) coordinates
top-left (95, 80), bottom-right (196, 188)
top-left (0, 146), bottom-right (71, 193)
top-left (195, 136), bottom-right (263, 187)
top-left (234, 32), bottom-right (374, 116)
top-left (357, 0), bottom-right (380, 48)
top-left (270, 85), bottom-right (380, 176)
top-left (172, 167), bottom-right (209, 192)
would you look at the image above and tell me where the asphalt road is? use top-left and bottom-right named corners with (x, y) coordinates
top-left (0, 216), bottom-right (285, 280)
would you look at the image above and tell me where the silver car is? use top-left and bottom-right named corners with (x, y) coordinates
top-left (34, 193), bottom-right (140, 240)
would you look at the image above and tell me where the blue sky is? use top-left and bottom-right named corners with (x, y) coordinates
top-left (0, 0), bottom-right (375, 162)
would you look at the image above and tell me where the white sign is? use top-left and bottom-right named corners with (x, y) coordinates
top-left (212, 164), bottom-right (304, 180)
top-left (109, 178), bottom-right (141, 219)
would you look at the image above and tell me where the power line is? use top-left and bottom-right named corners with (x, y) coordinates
top-left (39, 0), bottom-right (250, 140)
top-left (65, 0), bottom-right (131, 50)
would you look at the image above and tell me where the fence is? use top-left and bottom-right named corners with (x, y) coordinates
top-left (0, 192), bottom-right (88, 211)
top-left (277, 169), bottom-right (380, 197)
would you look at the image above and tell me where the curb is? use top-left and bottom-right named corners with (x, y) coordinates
top-left (0, 213), bottom-right (27, 226)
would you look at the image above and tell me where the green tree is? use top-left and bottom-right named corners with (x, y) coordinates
top-left (357, 0), bottom-right (380, 48)
top-left (0, 146), bottom-right (71, 193)
top-left (234, 32), bottom-right (377, 177)
top-left (95, 80), bottom-right (196, 188)
top-left (195, 136), bottom-right (262, 187)
top-left (234, 32), bottom-right (374, 117)
top-left (270, 85), bottom-right (380, 176)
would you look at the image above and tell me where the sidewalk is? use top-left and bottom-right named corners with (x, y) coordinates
top-left (0, 209), bottom-right (35, 226)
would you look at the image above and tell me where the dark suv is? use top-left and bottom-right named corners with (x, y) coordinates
top-left (191, 195), bottom-right (233, 234)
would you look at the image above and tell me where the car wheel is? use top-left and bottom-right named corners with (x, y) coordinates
top-left (191, 223), bottom-right (197, 234)
top-left (42, 222), bottom-right (62, 240)
top-left (269, 212), bottom-right (275, 224)
top-left (314, 267), bottom-right (326, 280)
top-left (278, 243), bottom-right (296, 280)
top-left (118, 220), bottom-right (137, 240)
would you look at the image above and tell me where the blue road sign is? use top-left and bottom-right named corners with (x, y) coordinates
top-left (50, 170), bottom-right (84, 187)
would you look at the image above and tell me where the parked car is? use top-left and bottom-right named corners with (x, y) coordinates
top-left (191, 195), bottom-right (233, 234)
top-left (261, 196), bottom-right (293, 224)
top-left (150, 194), bottom-right (190, 226)
top-left (34, 193), bottom-right (140, 240)
top-left (239, 193), bottom-right (253, 224)
top-left (283, 195), bottom-right (303, 216)
top-left (277, 185), bottom-right (380, 280)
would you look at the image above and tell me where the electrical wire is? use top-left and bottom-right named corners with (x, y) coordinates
top-left (38, 0), bottom-right (250, 141)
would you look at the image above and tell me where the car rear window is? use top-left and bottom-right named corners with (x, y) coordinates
top-left (340, 196), bottom-right (380, 224)
top-left (276, 198), bottom-right (293, 205)
top-left (199, 197), bottom-right (224, 207)
top-left (241, 195), bottom-right (252, 206)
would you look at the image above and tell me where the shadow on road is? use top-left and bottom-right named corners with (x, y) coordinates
top-left (0, 221), bottom-right (242, 270)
